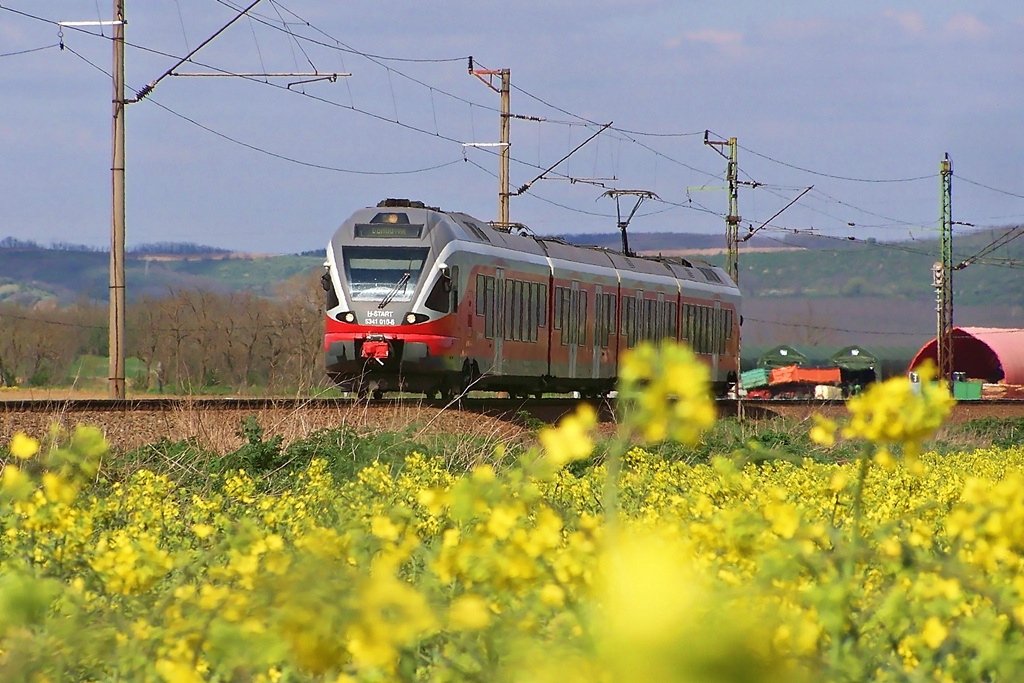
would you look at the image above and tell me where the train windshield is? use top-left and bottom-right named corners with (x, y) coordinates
top-left (342, 246), bottom-right (430, 302)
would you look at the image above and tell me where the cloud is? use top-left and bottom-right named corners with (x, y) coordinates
top-left (768, 18), bottom-right (832, 40)
top-left (943, 14), bottom-right (991, 39)
top-left (680, 28), bottom-right (746, 57)
top-left (883, 10), bottom-right (926, 36)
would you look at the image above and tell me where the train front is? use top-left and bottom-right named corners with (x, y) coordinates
top-left (322, 201), bottom-right (463, 398)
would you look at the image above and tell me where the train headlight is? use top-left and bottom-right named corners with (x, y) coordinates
top-left (403, 312), bottom-right (429, 324)
top-left (343, 312), bottom-right (356, 323)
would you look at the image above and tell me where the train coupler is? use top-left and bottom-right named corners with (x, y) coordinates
top-left (361, 335), bottom-right (391, 365)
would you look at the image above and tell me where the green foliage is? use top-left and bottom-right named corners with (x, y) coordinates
top-left (217, 415), bottom-right (287, 475)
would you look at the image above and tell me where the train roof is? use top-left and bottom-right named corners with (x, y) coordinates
top-left (340, 199), bottom-right (738, 293)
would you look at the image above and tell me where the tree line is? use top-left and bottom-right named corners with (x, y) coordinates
top-left (0, 272), bottom-right (326, 394)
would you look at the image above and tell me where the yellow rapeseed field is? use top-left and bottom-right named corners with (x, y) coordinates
top-left (3, 344), bottom-right (1023, 682)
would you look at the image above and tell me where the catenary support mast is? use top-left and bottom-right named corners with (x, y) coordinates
top-left (936, 153), bottom-right (954, 387)
top-left (109, 0), bottom-right (126, 399)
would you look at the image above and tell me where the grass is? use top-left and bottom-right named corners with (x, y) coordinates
top-left (96, 409), bottom-right (1024, 497)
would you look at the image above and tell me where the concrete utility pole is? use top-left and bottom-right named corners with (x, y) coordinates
top-left (110, 0), bottom-right (127, 399)
top-left (935, 153), bottom-right (954, 387)
top-left (63, 0), bottom-right (329, 398)
top-left (469, 58), bottom-right (510, 226)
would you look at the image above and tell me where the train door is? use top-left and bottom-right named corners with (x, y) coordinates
top-left (568, 281), bottom-right (579, 378)
top-left (495, 268), bottom-right (505, 374)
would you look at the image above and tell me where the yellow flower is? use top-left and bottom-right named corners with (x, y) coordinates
top-left (921, 616), bottom-right (948, 649)
top-left (155, 658), bottom-right (203, 683)
top-left (9, 432), bottom-right (39, 460)
top-left (540, 583), bottom-right (566, 607)
top-left (1, 464), bottom-right (33, 499)
top-left (618, 341), bottom-right (716, 445)
top-left (191, 524), bottom-right (215, 539)
top-left (828, 469), bottom-right (849, 492)
top-left (370, 516), bottom-right (400, 541)
top-left (448, 594), bottom-right (492, 630)
top-left (538, 404), bottom-right (597, 468)
top-left (766, 502), bottom-right (800, 539)
top-left (809, 415), bottom-right (837, 448)
top-left (842, 360), bottom-right (954, 456)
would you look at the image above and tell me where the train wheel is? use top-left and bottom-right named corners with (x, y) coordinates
top-left (372, 389), bottom-right (384, 400)
top-left (356, 385), bottom-right (369, 400)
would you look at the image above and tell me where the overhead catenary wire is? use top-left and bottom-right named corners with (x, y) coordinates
top-left (5, 2), bottom-right (1021, 241)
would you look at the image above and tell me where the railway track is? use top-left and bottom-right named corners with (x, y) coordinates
top-left (2, 395), bottom-right (1023, 421)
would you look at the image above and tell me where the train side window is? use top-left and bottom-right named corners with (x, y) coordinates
top-left (666, 302), bottom-right (677, 340)
top-left (714, 307), bottom-right (721, 353)
top-left (692, 305), bottom-right (701, 350)
top-left (681, 303), bottom-right (690, 342)
top-left (476, 274), bottom-right (486, 315)
top-left (567, 289), bottom-right (579, 346)
top-left (607, 294), bottom-right (617, 347)
top-left (519, 281), bottom-right (528, 342)
top-left (557, 286), bottom-right (565, 331)
top-left (718, 308), bottom-right (725, 354)
top-left (724, 309), bottom-right (733, 341)
top-left (695, 306), bottom-right (704, 354)
top-left (484, 276), bottom-right (495, 339)
top-left (702, 305), bottom-right (710, 354)
top-left (495, 278), bottom-right (504, 340)
top-left (693, 305), bottom-right (702, 353)
top-left (538, 283), bottom-right (548, 329)
top-left (624, 298), bottom-right (634, 348)
top-left (514, 281), bottom-right (524, 342)
top-left (530, 283), bottom-right (539, 342)
top-left (578, 290), bottom-right (588, 347)
top-left (595, 294), bottom-right (604, 348)
top-left (504, 279), bottom-right (514, 340)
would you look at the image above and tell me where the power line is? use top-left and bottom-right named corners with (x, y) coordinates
top-left (745, 317), bottom-right (937, 337)
top-left (958, 175), bottom-right (1024, 201)
top-left (0, 43), bottom-right (57, 58)
top-left (58, 44), bottom-right (462, 177)
top-left (735, 142), bottom-right (935, 184)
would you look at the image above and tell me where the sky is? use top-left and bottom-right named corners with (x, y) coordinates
top-left (1, 1), bottom-right (1023, 255)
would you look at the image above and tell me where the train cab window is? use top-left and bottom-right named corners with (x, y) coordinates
top-left (724, 309), bottom-right (733, 340)
top-left (424, 270), bottom-right (452, 313)
top-left (342, 246), bottom-right (428, 303)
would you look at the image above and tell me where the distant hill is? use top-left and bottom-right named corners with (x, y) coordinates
top-left (0, 241), bottom-right (322, 306)
top-left (2, 228), bottom-right (1022, 350)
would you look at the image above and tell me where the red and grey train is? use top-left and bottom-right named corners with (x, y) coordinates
top-left (322, 199), bottom-right (741, 399)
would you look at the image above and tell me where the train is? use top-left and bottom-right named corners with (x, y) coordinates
top-left (321, 199), bottom-right (741, 399)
